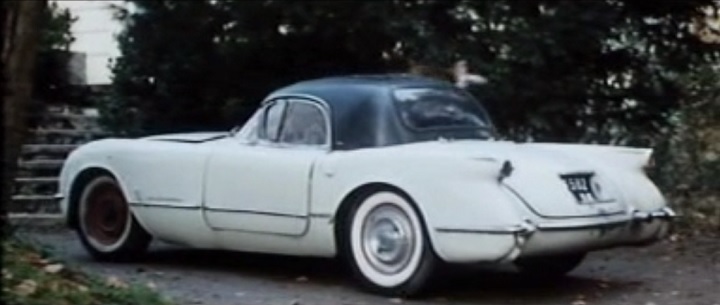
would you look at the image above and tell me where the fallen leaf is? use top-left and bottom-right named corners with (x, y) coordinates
top-left (77, 285), bottom-right (89, 292)
top-left (48, 281), bottom-right (60, 292)
top-left (24, 253), bottom-right (43, 265)
top-left (106, 276), bottom-right (129, 289)
top-left (295, 276), bottom-right (309, 282)
top-left (14, 279), bottom-right (38, 296)
top-left (44, 263), bottom-right (64, 274)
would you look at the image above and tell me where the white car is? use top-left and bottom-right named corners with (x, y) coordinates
top-left (57, 74), bottom-right (675, 296)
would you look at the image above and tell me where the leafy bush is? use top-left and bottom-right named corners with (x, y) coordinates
top-left (650, 66), bottom-right (720, 235)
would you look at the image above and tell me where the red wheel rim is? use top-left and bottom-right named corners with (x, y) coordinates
top-left (83, 181), bottom-right (129, 246)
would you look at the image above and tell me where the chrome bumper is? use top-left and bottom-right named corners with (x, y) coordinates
top-left (631, 207), bottom-right (676, 222)
top-left (435, 207), bottom-right (677, 236)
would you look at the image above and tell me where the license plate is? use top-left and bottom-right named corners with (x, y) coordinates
top-left (560, 173), bottom-right (597, 204)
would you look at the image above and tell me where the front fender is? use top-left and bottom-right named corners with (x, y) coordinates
top-left (58, 140), bottom-right (138, 226)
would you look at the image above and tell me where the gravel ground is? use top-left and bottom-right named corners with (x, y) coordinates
top-left (18, 227), bottom-right (720, 305)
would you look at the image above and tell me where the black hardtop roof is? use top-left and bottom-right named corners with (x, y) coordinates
top-left (269, 73), bottom-right (456, 102)
top-left (263, 74), bottom-right (487, 150)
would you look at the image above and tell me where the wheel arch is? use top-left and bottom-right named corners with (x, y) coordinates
top-left (332, 182), bottom-right (438, 258)
top-left (66, 166), bottom-right (133, 229)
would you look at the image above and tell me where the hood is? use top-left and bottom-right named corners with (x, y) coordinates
top-left (141, 132), bottom-right (229, 143)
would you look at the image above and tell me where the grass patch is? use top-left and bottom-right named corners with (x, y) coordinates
top-left (2, 233), bottom-right (172, 305)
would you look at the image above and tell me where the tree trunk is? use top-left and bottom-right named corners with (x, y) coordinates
top-left (1, 0), bottom-right (47, 230)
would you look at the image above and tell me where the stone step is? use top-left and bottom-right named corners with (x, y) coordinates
top-left (14, 177), bottom-right (59, 184)
top-left (31, 128), bottom-right (109, 136)
top-left (17, 159), bottom-right (65, 170)
top-left (8, 213), bottom-right (64, 228)
top-left (21, 144), bottom-right (79, 153)
top-left (41, 112), bottom-right (99, 120)
top-left (9, 195), bottom-right (60, 214)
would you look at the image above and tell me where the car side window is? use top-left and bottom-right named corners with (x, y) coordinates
top-left (279, 101), bottom-right (328, 146)
top-left (262, 100), bottom-right (286, 141)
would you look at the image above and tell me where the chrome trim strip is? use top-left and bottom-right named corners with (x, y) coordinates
top-left (129, 202), bottom-right (332, 219)
top-left (436, 225), bottom-right (531, 235)
top-left (204, 207), bottom-right (306, 219)
top-left (534, 218), bottom-right (631, 231)
top-left (129, 202), bottom-right (200, 210)
top-left (54, 193), bottom-right (64, 200)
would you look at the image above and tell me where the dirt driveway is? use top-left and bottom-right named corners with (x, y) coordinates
top-left (19, 227), bottom-right (720, 305)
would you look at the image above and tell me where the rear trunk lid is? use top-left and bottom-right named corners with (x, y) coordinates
top-left (402, 140), bottom-right (635, 218)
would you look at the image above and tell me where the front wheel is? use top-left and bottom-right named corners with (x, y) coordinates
top-left (344, 190), bottom-right (438, 297)
top-left (77, 175), bottom-right (152, 261)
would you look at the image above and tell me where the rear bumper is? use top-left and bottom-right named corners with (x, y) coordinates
top-left (432, 207), bottom-right (676, 263)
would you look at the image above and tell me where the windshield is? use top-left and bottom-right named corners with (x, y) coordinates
top-left (392, 87), bottom-right (493, 132)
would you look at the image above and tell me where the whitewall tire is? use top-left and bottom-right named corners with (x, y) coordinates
top-left (77, 175), bottom-right (151, 261)
top-left (345, 190), bottom-right (438, 297)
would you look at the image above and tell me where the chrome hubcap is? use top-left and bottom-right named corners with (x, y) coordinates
top-left (361, 204), bottom-right (415, 274)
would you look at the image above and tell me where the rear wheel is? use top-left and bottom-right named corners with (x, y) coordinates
top-left (77, 175), bottom-right (151, 261)
top-left (344, 190), bottom-right (438, 297)
top-left (514, 252), bottom-right (586, 278)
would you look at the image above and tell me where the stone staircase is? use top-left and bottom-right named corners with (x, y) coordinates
top-left (11, 105), bottom-right (110, 217)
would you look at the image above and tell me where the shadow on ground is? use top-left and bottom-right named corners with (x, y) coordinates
top-left (90, 244), bottom-right (642, 303)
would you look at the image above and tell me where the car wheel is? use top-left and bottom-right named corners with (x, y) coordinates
top-left (77, 175), bottom-right (151, 261)
top-left (344, 190), bottom-right (438, 297)
top-left (514, 252), bottom-right (586, 278)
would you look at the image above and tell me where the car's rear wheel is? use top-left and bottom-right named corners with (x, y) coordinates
top-left (514, 252), bottom-right (586, 278)
top-left (344, 190), bottom-right (438, 297)
top-left (77, 175), bottom-right (151, 261)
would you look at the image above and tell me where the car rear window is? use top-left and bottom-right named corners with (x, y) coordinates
top-left (392, 87), bottom-right (491, 131)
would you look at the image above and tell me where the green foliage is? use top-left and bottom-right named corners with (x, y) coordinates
top-left (2, 236), bottom-right (172, 305)
top-left (650, 65), bottom-right (720, 233)
top-left (39, 1), bottom-right (76, 52)
top-left (108, 0), bottom-right (720, 143)
top-left (108, 0), bottom-right (419, 135)
top-left (456, 0), bottom-right (720, 143)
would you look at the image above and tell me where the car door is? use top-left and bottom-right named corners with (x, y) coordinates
top-left (202, 97), bottom-right (330, 236)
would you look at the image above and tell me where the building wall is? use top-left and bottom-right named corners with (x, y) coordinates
top-left (54, 0), bottom-right (127, 85)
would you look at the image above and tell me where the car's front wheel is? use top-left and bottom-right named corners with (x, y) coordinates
top-left (514, 252), bottom-right (586, 278)
top-left (77, 175), bottom-right (152, 261)
top-left (344, 190), bottom-right (438, 297)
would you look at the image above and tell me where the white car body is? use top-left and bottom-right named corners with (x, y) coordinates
top-left (56, 75), bottom-right (675, 295)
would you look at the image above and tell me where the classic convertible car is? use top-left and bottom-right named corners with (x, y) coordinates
top-left (57, 74), bottom-right (675, 296)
